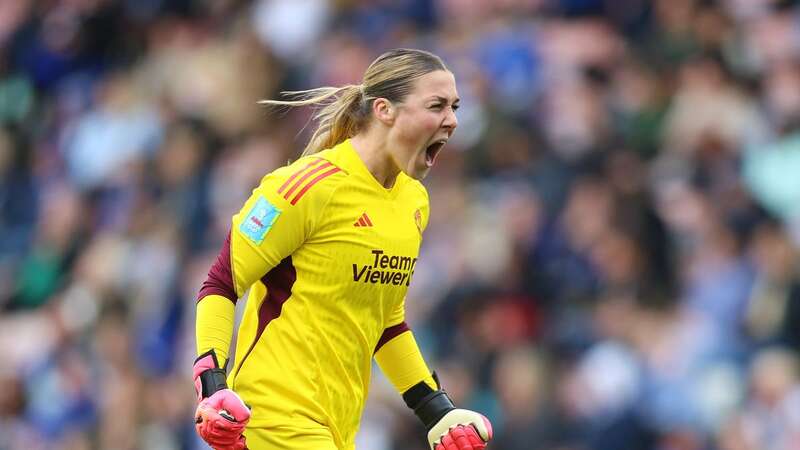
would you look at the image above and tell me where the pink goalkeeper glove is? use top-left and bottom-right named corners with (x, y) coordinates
top-left (429, 409), bottom-right (493, 450)
top-left (193, 351), bottom-right (251, 450)
top-left (403, 373), bottom-right (493, 450)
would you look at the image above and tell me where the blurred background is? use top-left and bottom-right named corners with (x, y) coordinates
top-left (2, 0), bottom-right (800, 449)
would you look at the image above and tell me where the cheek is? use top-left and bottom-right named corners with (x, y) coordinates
top-left (396, 111), bottom-right (439, 144)
top-left (419, 113), bottom-right (441, 134)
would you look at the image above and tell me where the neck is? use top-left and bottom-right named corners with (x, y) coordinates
top-left (350, 130), bottom-right (400, 189)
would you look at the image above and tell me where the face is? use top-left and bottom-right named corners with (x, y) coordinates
top-left (387, 70), bottom-right (459, 180)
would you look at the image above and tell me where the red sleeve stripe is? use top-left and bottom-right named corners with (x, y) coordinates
top-left (277, 158), bottom-right (324, 194)
top-left (290, 167), bottom-right (341, 205)
top-left (374, 322), bottom-right (411, 354)
top-left (282, 161), bottom-right (333, 200)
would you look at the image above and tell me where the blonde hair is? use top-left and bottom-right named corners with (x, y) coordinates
top-left (260, 48), bottom-right (447, 156)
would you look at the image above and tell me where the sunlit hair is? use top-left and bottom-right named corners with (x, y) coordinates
top-left (260, 48), bottom-right (448, 156)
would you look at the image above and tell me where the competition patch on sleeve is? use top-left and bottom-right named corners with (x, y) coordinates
top-left (239, 196), bottom-right (281, 245)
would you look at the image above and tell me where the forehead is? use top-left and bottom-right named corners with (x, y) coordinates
top-left (409, 70), bottom-right (458, 100)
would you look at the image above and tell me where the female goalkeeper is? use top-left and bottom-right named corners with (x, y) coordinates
top-left (193, 48), bottom-right (493, 450)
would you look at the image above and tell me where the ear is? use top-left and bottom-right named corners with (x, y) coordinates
top-left (372, 98), bottom-right (396, 125)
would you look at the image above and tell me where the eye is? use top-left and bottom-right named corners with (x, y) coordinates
top-left (429, 104), bottom-right (443, 110)
top-left (452, 104), bottom-right (460, 112)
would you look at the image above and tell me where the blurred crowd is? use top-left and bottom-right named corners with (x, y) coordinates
top-left (2, 0), bottom-right (800, 449)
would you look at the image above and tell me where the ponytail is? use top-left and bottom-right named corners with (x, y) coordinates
top-left (260, 84), bottom-right (371, 156)
top-left (260, 49), bottom-right (447, 157)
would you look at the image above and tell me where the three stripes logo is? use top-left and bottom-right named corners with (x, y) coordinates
top-left (277, 158), bottom-right (341, 205)
top-left (353, 212), bottom-right (373, 227)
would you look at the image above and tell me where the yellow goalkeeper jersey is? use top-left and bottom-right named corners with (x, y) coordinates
top-left (220, 139), bottom-right (429, 447)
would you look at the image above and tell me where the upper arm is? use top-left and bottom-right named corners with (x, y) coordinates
top-left (230, 157), bottom-right (344, 295)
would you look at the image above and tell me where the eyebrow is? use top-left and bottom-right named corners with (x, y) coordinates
top-left (429, 95), bottom-right (460, 104)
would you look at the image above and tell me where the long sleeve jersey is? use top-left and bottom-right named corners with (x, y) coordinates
top-left (197, 139), bottom-right (430, 447)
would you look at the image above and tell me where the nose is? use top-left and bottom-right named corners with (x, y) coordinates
top-left (443, 106), bottom-right (458, 132)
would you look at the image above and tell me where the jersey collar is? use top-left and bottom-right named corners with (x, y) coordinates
top-left (338, 139), bottom-right (405, 199)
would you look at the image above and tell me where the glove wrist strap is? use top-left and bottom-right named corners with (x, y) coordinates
top-left (402, 372), bottom-right (456, 430)
top-left (194, 350), bottom-right (229, 399)
top-left (199, 368), bottom-right (228, 399)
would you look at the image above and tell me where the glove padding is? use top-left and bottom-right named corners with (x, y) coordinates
top-left (195, 389), bottom-right (250, 449)
top-left (193, 351), bottom-right (250, 450)
top-left (428, 409), bottom-right (493, 450)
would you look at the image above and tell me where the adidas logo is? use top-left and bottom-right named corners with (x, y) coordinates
top-left (353, 212), bottom-right (373, 227)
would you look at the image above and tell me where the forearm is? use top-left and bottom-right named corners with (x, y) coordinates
top-left (376, 327), bottom-right (492, 449)
top-left (194, 295), bottom-right (250, 450)
top-left (195, 229), bottom-right (240, 362)
top-left (196, 294), bottom-right (235, 363)
top-left (375, 329), bottom-right (437, 394)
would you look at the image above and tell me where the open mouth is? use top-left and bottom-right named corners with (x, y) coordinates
top-left (425, 140), bottom-right (447, 167)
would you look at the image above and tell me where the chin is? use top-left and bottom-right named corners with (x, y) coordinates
top-left (405, 166), bottom-right (430, 181)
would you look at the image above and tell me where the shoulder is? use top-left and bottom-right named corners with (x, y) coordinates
top-left (402, 176), bottom-right (430, 207)
top-left (258, 152), bottom-right (350, 209)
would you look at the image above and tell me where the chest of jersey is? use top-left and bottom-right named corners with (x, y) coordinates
top-left (300, 182), bottom-right (425, 307)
